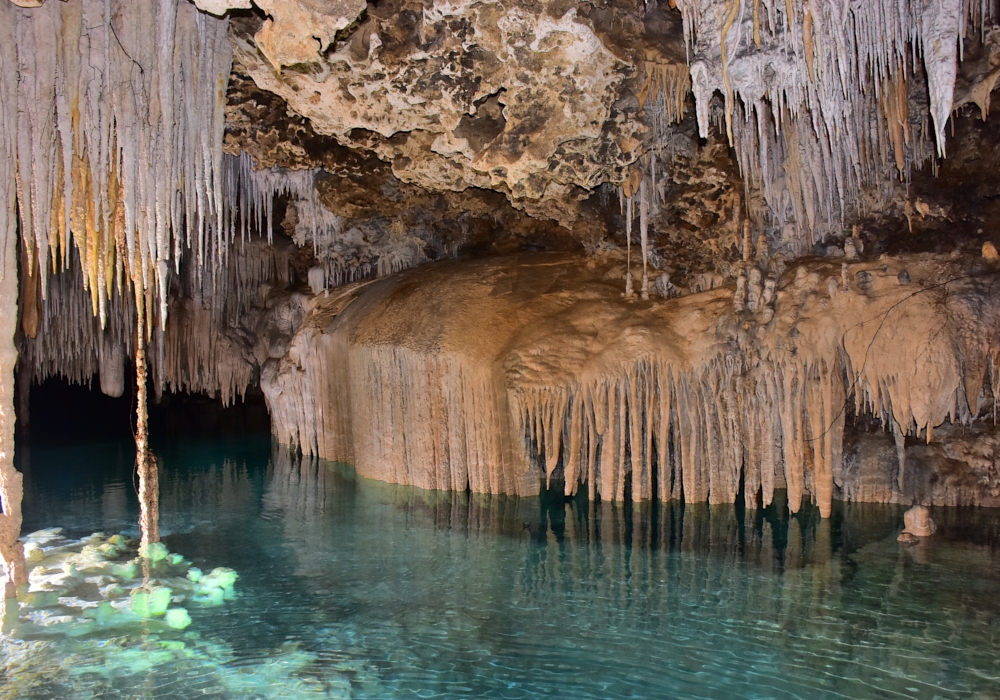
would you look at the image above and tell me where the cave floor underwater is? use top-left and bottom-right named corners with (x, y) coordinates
top-left (2, 431), bottom-right (999, 699)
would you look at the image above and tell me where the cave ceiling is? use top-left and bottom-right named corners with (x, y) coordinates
top-left (7, 0), bottom-right (1000, 299)
top-left (206, 0), bottom-right (1000, 286)
top-left (212, 0), bottom-right (737, 272)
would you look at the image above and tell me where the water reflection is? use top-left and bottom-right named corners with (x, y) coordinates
top-left (261, 446), bottom-right (1000, 699)
top-left (10, 438), bottom-right (1000, 699)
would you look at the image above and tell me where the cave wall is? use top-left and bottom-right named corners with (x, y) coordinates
top-left (4, 0), bottom-right (1000, 546)
top-left (260, 251), bottom-right (1000, 514)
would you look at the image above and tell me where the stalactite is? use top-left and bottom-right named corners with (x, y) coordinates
top-left (4, 0), bottom-right (232, 328)
top-left (265, 254), bottom-right (1000, 516)
top-left (0, 0), bottom-right (27, 615)
top-left (225, 152), bottom-right (427, 288)
top-left (134, 288), bottom-right (159, 550)
top-left (1, 2), bottom-right (244, 572)
top-left (625, 193), bottom-right (635, 298)
top-left (638, 60), bottom-right (692, 145)
top-left (22, 233), bottom-right (273, 407)
top-left (639, 177), bottom-right (650, 300)
top-left (673, 0), bottom-right (993, 247)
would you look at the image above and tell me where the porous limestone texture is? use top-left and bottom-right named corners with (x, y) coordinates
top-left (230, 1), bottom-right (644, 227)
top-left (842, 423), bottom-right (1000, 508)
top-left (262, 251), bottom-right (1000, 516)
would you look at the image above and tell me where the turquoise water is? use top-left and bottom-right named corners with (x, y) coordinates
top-left (8, 435), bottom-right (1000, 699)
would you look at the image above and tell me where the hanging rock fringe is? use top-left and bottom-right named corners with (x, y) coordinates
top-left (3, 0), bottom-right (232, 329)
top-left (0, 0), bottom-right (230, 589)
top-left (21, 234), bottom-right (275, 408)
top-left (263, 254), bottom-right (1000, 519)
top-left (673, 0), bottom-right (994, 249)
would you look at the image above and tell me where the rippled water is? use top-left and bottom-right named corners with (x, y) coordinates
top-left (7, 436), bottom-right (1000, 699)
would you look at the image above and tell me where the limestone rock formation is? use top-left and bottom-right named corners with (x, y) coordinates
top-left (229, 2), bottom-right (645, 228)
top-left (262, 251), bottom-right (1000, 515)
top-left (841, 422), bottom-right (1000, 508)
top-left (902, 505), bottom-right (937, 538)
top-left (2, 0), bottom-right (1000, 588)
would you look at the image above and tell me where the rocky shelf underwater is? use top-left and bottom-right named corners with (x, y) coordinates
top-left (3, 434), bottom-right (1000, 699)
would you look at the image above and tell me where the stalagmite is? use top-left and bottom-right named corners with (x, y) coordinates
top-left (761, 277), bottom-right (776, 307)
top-left (844, 237), bottom-right (858, 261)
top-left (754, 233), bottom-right (768, 266)
top-left (901, 505), bottom-right (936, 537)
top-left (734, 268), bottom-right (747, 312)
top-left (747, 267), bottom-right (762, 313)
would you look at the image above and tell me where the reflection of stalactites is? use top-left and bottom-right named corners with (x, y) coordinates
top-left (263, 445), bottom-right (337, 575)
top-left (511, 495), bottom-right (862, 634)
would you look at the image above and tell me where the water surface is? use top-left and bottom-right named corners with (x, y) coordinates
top-left (8, 436), bottom-right (1000, 699)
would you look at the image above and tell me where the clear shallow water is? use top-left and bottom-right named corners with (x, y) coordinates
top-left (8, 436), bottom-right (1000, 699)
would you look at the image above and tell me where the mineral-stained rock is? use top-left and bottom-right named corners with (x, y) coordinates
top-left (841, 423), bottom-right (1000, 509)
top-left (191, 0), bottom-right (252, 15)
top-left (229, 1), bottom-right (644, 227)
top-left (261, 251), bottom-right (1000, 515)
top-left (252, 0), bottom-right (367, 70)
top-left (224, 70), bottom-right (589, 254)
top-left (903, 505), bottom-right (937, 537)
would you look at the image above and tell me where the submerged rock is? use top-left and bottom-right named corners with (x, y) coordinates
top-left (902, 505), bottom-right (938, 538)
top-left (8, 531), bottom-right (239, 641)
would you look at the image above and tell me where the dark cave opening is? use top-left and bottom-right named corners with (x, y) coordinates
top-left (20, 376), bottom-right (271, 447)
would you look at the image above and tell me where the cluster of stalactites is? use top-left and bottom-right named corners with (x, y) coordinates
top-left (22, 235), bottom-right (276, 407)
top-left (511, 257), bottom-right (1000, 517)
top-left (232, 152), bottom-right (430, 292)
top-left (638, 60), bottom-right (692, 143)
top-left (618, 157), bottom-right (658, 301)
top-left (226, 153), bottom-right (363, 291)
top-left (672, 0), bottom-right (994, 249)
top-left (511, 354), bottom-right (844, 517)
top-left (1, 0), bottom-right (231, 331)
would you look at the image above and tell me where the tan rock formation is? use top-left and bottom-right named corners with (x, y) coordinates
top-left (230, 1), bottom-right (643, 227)
top-left (6, 0), bottom-right (1000, 533)
top-left (841, 421), bottom-right (1000, 508)
top-left (902, 505), bottom-right (937, 538)
top-left (0, 0), bottom-right (26, 604)
top-left (262, 251), bottom-right (1000, 516)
